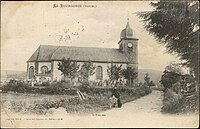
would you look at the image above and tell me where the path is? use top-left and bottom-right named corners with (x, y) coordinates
top-left (103, 89), bottom-right (163, 115)
top-left (1, 90), bottom-right (198, 128)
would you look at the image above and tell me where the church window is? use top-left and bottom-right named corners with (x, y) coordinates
top-left (41, 66), bottom-right (48, 74)
top-left (96, 66), bottom-right (103, 80)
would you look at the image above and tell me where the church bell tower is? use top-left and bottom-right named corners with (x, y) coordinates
top-left (118, 18), bottom-right (138, 57)
top-left (118, 18), bottom-right (138, 85)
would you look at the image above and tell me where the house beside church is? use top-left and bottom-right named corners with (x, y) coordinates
top-left (27, 19), bottom-right (138, 86)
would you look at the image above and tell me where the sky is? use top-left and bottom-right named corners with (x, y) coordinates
top-left (1, 1), bottom-right (180, 72)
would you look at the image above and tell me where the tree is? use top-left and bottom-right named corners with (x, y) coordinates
top-left (107, 64), bottom-right (123, 85)
top-left (144, 73), bottom-right (150, 86)
top-left (138, 1), bottom-right (199, 87)
top-left (121, 67), bottom-right (137, 86)
top-left (165, 62), bottom-right (183, 75)
top-left (57, 58), bottom-right (79, 82)
top-left (79, 61), bottom-right (96, 83)
top-left (143, 73), bottom-right (155, 88)
top-left (160, 63), bottom-right (183, 91)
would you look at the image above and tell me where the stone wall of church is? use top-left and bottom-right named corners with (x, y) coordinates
top-left (28, 62), bottom-right (35, 67)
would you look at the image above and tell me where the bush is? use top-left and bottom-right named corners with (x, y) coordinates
top-left (2, 80), bottom-right (78, 95)
top-left (136, 86), bottom-right (152, 96)
top-left (161, 89), bottom-right (183, 113)
top-left (2, 80), bottom-right (152, 100)
top-left (161, 88), bottom-right (198, 114)
top-left (161, 73), bottom-right (198, 114)
top-left (2, 80), bottom-right (31, 93)
top-left (41, 81), bottom-right (50, 86)
top-left (78, 85), bottom-right (152, 103)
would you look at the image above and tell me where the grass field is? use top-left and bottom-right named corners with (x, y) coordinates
top-left (1, 92), bottom-right (75, 103)
top-left (1, 86), bottom-right (151, 115)
top-left (1, 93), bottom-right (77, 114)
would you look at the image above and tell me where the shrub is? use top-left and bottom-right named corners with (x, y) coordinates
top-left (2, 80), bottom-right (152, 101)
top-left (41, 81), bottom-right (50, 86)
top-left (2, 80), bottom-right (31, 93)
top-left (161, 88), bottom-right (198, 114)
top-left (2, 80), bottom-right (79, 95)
top-left (161, 89), bottom-right (183, 113)
top-left (161, 72), bottom-right (198, 114)
top-left (78, 85), bottom-right (152, 104)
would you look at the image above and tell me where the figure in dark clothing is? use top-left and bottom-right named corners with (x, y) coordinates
top-left (111, 86), bottom-right (122, 108)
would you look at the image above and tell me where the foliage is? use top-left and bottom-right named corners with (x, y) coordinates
top-left (138, 1), bottom-right (199, 81)
top-left (78, 61), bottom-right (96, 83)
top-left (78, 86), bottom-right (151, 99)
top-left (2, 80), bottom-right (77, 95)
top-left (165, 62), bottom-right (183, 74)
top-left (160, 71), bottom-right (181, 90)
top-left (144, 73), bottom-right (150, 85)
top-left (41, 82), bottom-right (77, 95)
top-left (2, 80), bottom-right (31, 93)
top-left (162, 89), bottom-right (183, 113)
top-left (107, 64), bottom-right (123, 84)
top-left (162, 88), bottom-right (198, 113)
top-left (41, 81), bottom-right (50, 86)
top-left (160, 63), bottom-right (198, 114)
top-left (58, 58), bottom-right (80, 82)
top-left (142, 73), bottom-right (155, 87)
top-left (160, 63), bottom-right (182, 90)
top-left (121, 67), bottom-right (137, 86)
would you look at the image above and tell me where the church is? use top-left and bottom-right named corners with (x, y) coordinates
top-left (27, 19), bottom-right (138, 86)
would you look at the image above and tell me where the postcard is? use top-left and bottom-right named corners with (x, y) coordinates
top-left (1, 1), bottom-right (199, 128)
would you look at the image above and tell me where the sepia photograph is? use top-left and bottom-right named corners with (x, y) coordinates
top-left (1, 0), bottom-right (199, 128)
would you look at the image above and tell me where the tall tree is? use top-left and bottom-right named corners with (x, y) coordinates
top-left (79, 61), bottom-right (96, 83)
top-left (138, 1), bottom-right (199, 86)
top-left (121, 67), bottom-right (137, 86)
top-left (107, 64), bottom-right (123, 85)
top-left (58, 57), bottom-right (79, 82)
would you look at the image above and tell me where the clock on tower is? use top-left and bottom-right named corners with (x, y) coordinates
top-left (128, 42), bottom-right (133, 48)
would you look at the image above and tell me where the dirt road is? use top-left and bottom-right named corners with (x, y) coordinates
top-left (1, 90), bottom-right (199, 128)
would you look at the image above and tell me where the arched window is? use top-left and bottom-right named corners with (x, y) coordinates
top-left (29, 66), bottom-right (34, 79)
top-left (96, 66), bottom-right (103, 80)
top-left (41, 66), bottom-right (48, 74)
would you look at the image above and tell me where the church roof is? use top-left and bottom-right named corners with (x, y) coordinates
top-left (27, 45), bottom-right (135, 63)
